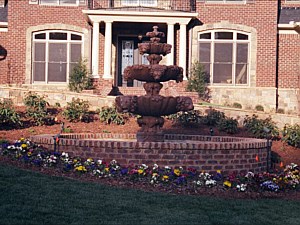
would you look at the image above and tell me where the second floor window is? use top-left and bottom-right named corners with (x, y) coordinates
top-left (121, 0), bottom-right (157, 7)
top-left (39, 0), bottom-right (81, 5)
top-left (198, 30), bottom-right (250, 86)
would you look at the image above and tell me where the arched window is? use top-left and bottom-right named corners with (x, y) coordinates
top-left (198, 30), bottom-right (250, 85)
top-left (32, 31), bottom-right (83, 83)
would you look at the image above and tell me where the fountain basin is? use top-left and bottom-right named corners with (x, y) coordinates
top-left (31, 133), bottom-right (270, 174)
top-left (115, 95), bottom-right (193, 116)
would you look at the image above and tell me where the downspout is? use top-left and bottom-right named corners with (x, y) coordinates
top-left (275, 0), bottom-right (281, 112)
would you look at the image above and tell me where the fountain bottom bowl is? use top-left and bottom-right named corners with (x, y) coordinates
top-left (31, 133), bottom-right (270, 174)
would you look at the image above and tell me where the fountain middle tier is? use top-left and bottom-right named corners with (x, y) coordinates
top-left (115, 95), bottom-right (194, 117)
top-left (123, 64), bottom-right (183, 83)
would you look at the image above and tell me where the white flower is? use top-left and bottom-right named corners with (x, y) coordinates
top-left (245, 171), bottom-right (254, 179)
top-left (205, 179), bottom-right (216, 187)
top-left (237, 184), bottom-right (247, 192)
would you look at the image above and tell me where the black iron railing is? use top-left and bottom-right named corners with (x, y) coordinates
top-left (88, 0), bottom-right (196, 12)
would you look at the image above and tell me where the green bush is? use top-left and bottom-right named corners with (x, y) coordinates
top-left (243, 114), bottom-right (279, 139)
top-left (186, 61), bottom-right (209, 99)
top-left (63, 98), bottom-right (90, 122)
top-left (202, 109), bottom-right (225, 126)
top-left (255, 105), bottom-right (264, 112)
top-left (23, 92), bottom-right (53, 126)
top-left (282, 124), bottom-right (300, 148)
top-left (217, 117), bottom-right (238, 134)
top-left (169, 110), bottom-right (202, 127)
top-left (232, 102), bottom-right (242, 109)
top-left (69, 59), bottom-right (93, 92)
top-left (0, 99), bottom-right (22, 128)
top-left (99, 106), bottom-right (128, 125)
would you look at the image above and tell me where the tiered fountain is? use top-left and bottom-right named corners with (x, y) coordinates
top-left (31, 27), bottom-right (270, 173)
top-left (115, 26), bottom-right (194, 142)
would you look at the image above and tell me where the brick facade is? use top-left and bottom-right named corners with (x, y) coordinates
top-left (278, 34), bottom-right (300, 89)
top-left (0, 31), bottom-right (8, 84)
top-left (6, 0), bottom-right (89, 84)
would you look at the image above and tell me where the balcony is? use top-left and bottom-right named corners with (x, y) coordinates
top-left (88, 0), bottom-right (196, 12)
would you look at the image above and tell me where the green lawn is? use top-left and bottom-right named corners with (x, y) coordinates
top-left (0, 163), bottom-right (299, 225)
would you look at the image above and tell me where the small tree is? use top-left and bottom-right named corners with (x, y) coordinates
top-left (186, 61), bottom-right (210, 100)
top-left (69, 59), bottom-right (93, 92)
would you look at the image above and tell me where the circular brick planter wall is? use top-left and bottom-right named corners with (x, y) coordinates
top-left (31, 133), bottom-right (270, 174)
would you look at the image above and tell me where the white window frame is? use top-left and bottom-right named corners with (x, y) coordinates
top-left (32, 30), bottom-right (83, 84)
top-left (199, 0), bottom-right (251, 4)
top-left (39, 0), bottom-right (80, 6)
top-left (121, 0), bottom-right (157, 7)
top-left (198, 30), bottom-right (250, 86)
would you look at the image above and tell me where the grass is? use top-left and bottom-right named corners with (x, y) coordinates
top-left (0, 163), bottom-right (299, 225)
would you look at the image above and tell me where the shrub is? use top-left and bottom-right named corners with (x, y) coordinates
top-left (243, 114), bottom-right (279, 139)
top-left (63, 98), bottom-right (90, 122)
top-left (0, 99), bottom-right (22, 128)
top-left (23, 92), bottom-right (53, 126)
top-left (282, 124), bottom-right (300, 148)
top-left (99, 106), bottom-right (128, 125)
top-left (186, 61), bottom-right (209, 99)
top-left (69, 59), bottom-right (93, 92)
top-left (277, 108), bottom-right (285, 114)
top-left (255, 105), bottom-right (264, 112)
top-left (232, 102), bottom-right (242, 109)
top-left (217, 117), bottom-right (238, 134)
top-left (202, 109), bottom-right (225, 126)
top-left (169, 110), bottom-right (202, 127)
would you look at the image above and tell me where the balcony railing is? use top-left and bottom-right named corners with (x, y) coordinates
top-left (88, 0), bottom-right (196, 12)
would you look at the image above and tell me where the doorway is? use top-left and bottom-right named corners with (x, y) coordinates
top-left (117, 36), bottom-right (149, 87)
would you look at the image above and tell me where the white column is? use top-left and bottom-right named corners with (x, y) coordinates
top-left (92, 21), bottom-right (100, 78)
top-left (167, 23), bottom-right (175, 66)
top-left (103, 21), bottom-right (113, 79)
top-left (179, 23), bottom-right (187, 80)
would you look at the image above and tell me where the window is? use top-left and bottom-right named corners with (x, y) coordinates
top-left (121, 0), bottom-right (157, 7)
top-left (200, 0), bottom-right (253, 3)
top-left (32, 31), bottom-right (83, 84)
top-left (198, 31), bottom-right (249, 85)
top-left (39, 0), bottom-right (85, 5)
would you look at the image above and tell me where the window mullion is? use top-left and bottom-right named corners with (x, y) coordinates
top-left (233, 41), bottom-right (236, 85)
top-left (67, 32), bottom-right (70, 84)
top-left (211, 38), bottom-right (215, 85)
top-left (45, 32), bottom-right (49, 84)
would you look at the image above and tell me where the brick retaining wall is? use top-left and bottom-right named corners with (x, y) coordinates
top-left (31, 133), bottom-right (270, 174)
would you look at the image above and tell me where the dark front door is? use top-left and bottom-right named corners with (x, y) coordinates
top-left (117, 37), bottom-right (149, 87)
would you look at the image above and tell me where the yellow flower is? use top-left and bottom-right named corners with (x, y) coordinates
top-left (75, 166), bottom-right (87, 172)
top-left (20, 138), bottom-right (25, 142)
top-left (21, 143), bottom-right (27, 149)
top-left (162, 175), bottom-right (169, 181)
top-left (174, 169), bottom-right (181, 176)
top-left (223, 180), bottom-right (232, 188)
top-left (217, 170), bottom-right (221, 174)
top-left (27, 152), bottom-right (32, 156)
top-left (138, 169), bottom-right (144, 175)
top-left (105, 167), bottom-right (109, 172)
top-left (152, 172), bottom-right (158, 177)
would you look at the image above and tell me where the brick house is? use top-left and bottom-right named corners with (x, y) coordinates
top-left (0, 0), bottom-right (300, 114)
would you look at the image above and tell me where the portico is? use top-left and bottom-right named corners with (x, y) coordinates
top-left (83, 9), bottom-right (198, 84)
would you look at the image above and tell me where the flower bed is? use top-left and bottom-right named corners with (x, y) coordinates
top-left (0, 138), bottom-right (299, 197)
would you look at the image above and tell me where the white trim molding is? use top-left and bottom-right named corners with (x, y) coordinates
top-left (278, 22), bottom-right (300, 34)
top-left (0, 22), bottom-right (8, 32)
